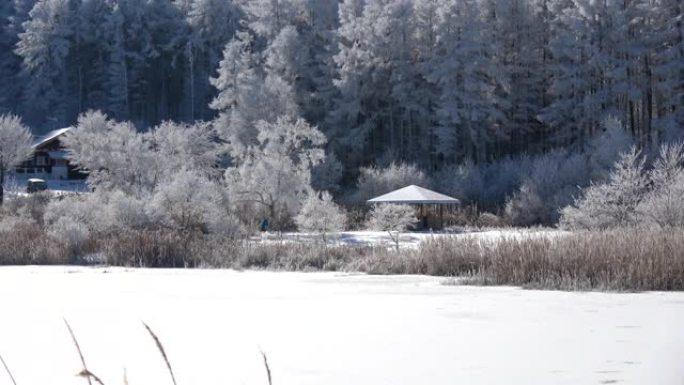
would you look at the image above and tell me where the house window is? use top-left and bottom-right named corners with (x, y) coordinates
top-left (36, 156), bottom-right (48, 166)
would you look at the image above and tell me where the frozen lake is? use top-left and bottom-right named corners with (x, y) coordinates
top-left (0, 267), bottom-right (682, 385)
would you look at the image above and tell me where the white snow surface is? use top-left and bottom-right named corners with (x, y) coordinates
top-left (0, 267), bottom-right (682, 385)
top-left (255, 229), bottom-right (566, 249)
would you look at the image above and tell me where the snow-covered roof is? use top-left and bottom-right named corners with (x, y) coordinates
top-left (367, 185), bottom-right (460, 205)
top-left (33, 127), bottom-right (72, 149)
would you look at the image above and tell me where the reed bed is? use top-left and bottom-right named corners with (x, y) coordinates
top-left (0, 225), bottom-right (682, 291)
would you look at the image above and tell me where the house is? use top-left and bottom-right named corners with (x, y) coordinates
top-left (15, 127), bottom-right (86, 180)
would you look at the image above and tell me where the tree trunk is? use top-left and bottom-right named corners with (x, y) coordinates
top-left (0, 168), bottom-right (5, 206)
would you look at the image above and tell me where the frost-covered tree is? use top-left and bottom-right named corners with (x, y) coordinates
top-left (638, 143), bottom-right (684, 228)
top-left (62, 110), bottom-right (153, 195)
top-left (150, 169), bottom-right (239, 236)
top-left (353, 162), bottom-right (430, 203)
top-left (366, 203), bottom-right (417, 250)
top-left (295, 191), bottom-right (346, 243)
top-left (184, 0), bottom-right (241, 121)
top-left (560, 148), bottom-right (648, 229)
top-left (146, 120), bottom-right (220, 180)
top-left (15, 0), bottom-right (74, 127)
top-left (427, 0), bottom-right (509, 163)
top-left (0, 114), bottom-right (33, 204)
top-left (226, 117), bottom-right (326, 229)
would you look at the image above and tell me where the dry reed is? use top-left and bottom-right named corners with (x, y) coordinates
top-left (261, 351), bottom-right (272, 385)
top-left (0, 352), bottom-right (17, 385)
top-left (143, 322), bottom-right (178, 385)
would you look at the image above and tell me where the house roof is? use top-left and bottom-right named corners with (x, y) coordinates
top-left (33, 127), bottom-right (72, 149)
top-left (367, 185), bottom-right (460, 205)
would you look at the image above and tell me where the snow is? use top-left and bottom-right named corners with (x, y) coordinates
top-left (5, 176), bottom-right (88, 197)
top-left (254, 229), bottom-right (566, 249)
top-left (0, 267), bottom-right (682, 385)
top-left (32, 127), bottom-right (72, 148)
top-left (367, 184), bottom-right (460, 204)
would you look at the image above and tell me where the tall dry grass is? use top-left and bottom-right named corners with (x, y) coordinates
top-left (0, 221), bottom-right (682, 291)
top-left (369, 229), bottom-right (684, 291)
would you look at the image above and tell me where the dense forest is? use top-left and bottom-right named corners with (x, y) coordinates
top-left (1, 0), bottom-right (683, 217)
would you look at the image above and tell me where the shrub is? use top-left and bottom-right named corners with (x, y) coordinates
top-left (476, 212), bottom-right (505, 228)
top-left (47, 216), bottom-right (90, 254)
top-left (366, 203), bottom-right (418, 250)
top-left (638, 142), bottom-right (684, 228)
top-left (295, 191), bottom-right (346, 243)
top-left (150, 170), bottom-right (240, 237)
top-left (560, 148), bottom-right (648, 229)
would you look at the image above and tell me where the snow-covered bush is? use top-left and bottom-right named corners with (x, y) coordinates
top-left (107, 190), bottom-right (151, 230)
top-left (150, 170), bottom-right (240, 236)
top-left (366, 203), bottom-right (418, 250)
top-left (44, 193), bottom-right (109, 233)
top-left (1, 191), bottom-right (51, 223)
top-left (506, 150), bottom-right (590, 226)
top-left (0, 214), bottom-right (35, 234)
top-left (295, 191), bottom-right (347, 243)
top-left (47, 216), bottom-right (90, 253)
top-left (560, 148), bottom-right (648, 229)
top-left (505, 183), bottom-right (545, 226)
top-left (638, 143), bottom-right (684, 228)
top-left (353, 162), bottom-right (430, 203)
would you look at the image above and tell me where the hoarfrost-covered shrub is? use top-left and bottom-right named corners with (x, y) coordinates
top-left (366, 204), bottom-right (418, 250)
top-left (295, 191), bottom-right (346, 243)
top-left (0, 214), bottom-right (35, 234)
top-left (560, 148), bottom-right (648, 229)
top-left (505, 183), bottom-right (545, 226)
top-left (2, 192), bottom-right (51, 223)
top-left (476, 212), bottom-right (504, 228)
top-left (506, 150), bottom-right (590, 226)
top-left (108, 191), bottom-right (151, 230)
top-left (638, 143), bottom-right (684, 228)
top-left (353, 162), bottom-right (430, 203)
top-left (366, 204), bottom-right (418, 232)
top-left (47, 216), bottom-right (90, 252)
top-left (151, 170), bottom-right (240, 236)
top-left (44, 193), bottom-right (108, 233)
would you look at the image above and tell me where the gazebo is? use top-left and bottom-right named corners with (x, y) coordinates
top-left (367, 185), bottom-right (460, 229)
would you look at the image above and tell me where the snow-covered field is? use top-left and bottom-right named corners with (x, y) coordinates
top-left (255, 228), bottom-right (566, 248)
top-left (0, 267), bottom-right (682, 385)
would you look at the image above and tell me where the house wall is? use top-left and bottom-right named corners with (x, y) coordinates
top-left (16, 137), bottom-right (85, 180)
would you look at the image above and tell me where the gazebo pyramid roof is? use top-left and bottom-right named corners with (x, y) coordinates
top-left (367, 185), bottom-right (460, 205)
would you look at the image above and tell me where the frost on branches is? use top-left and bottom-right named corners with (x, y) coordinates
top-left (295, 191), bottom-right (346, 244)
top-left (367, 203), bottom-right (418, 250)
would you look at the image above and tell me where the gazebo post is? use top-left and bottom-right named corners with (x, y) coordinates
top-left (440, 205), bottom-right (444, 229)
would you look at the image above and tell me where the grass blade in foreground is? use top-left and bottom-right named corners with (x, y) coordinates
top-left (142, 322), bottom-right (178, 385)
top-left (0, 352), bottom-right (17, 385)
